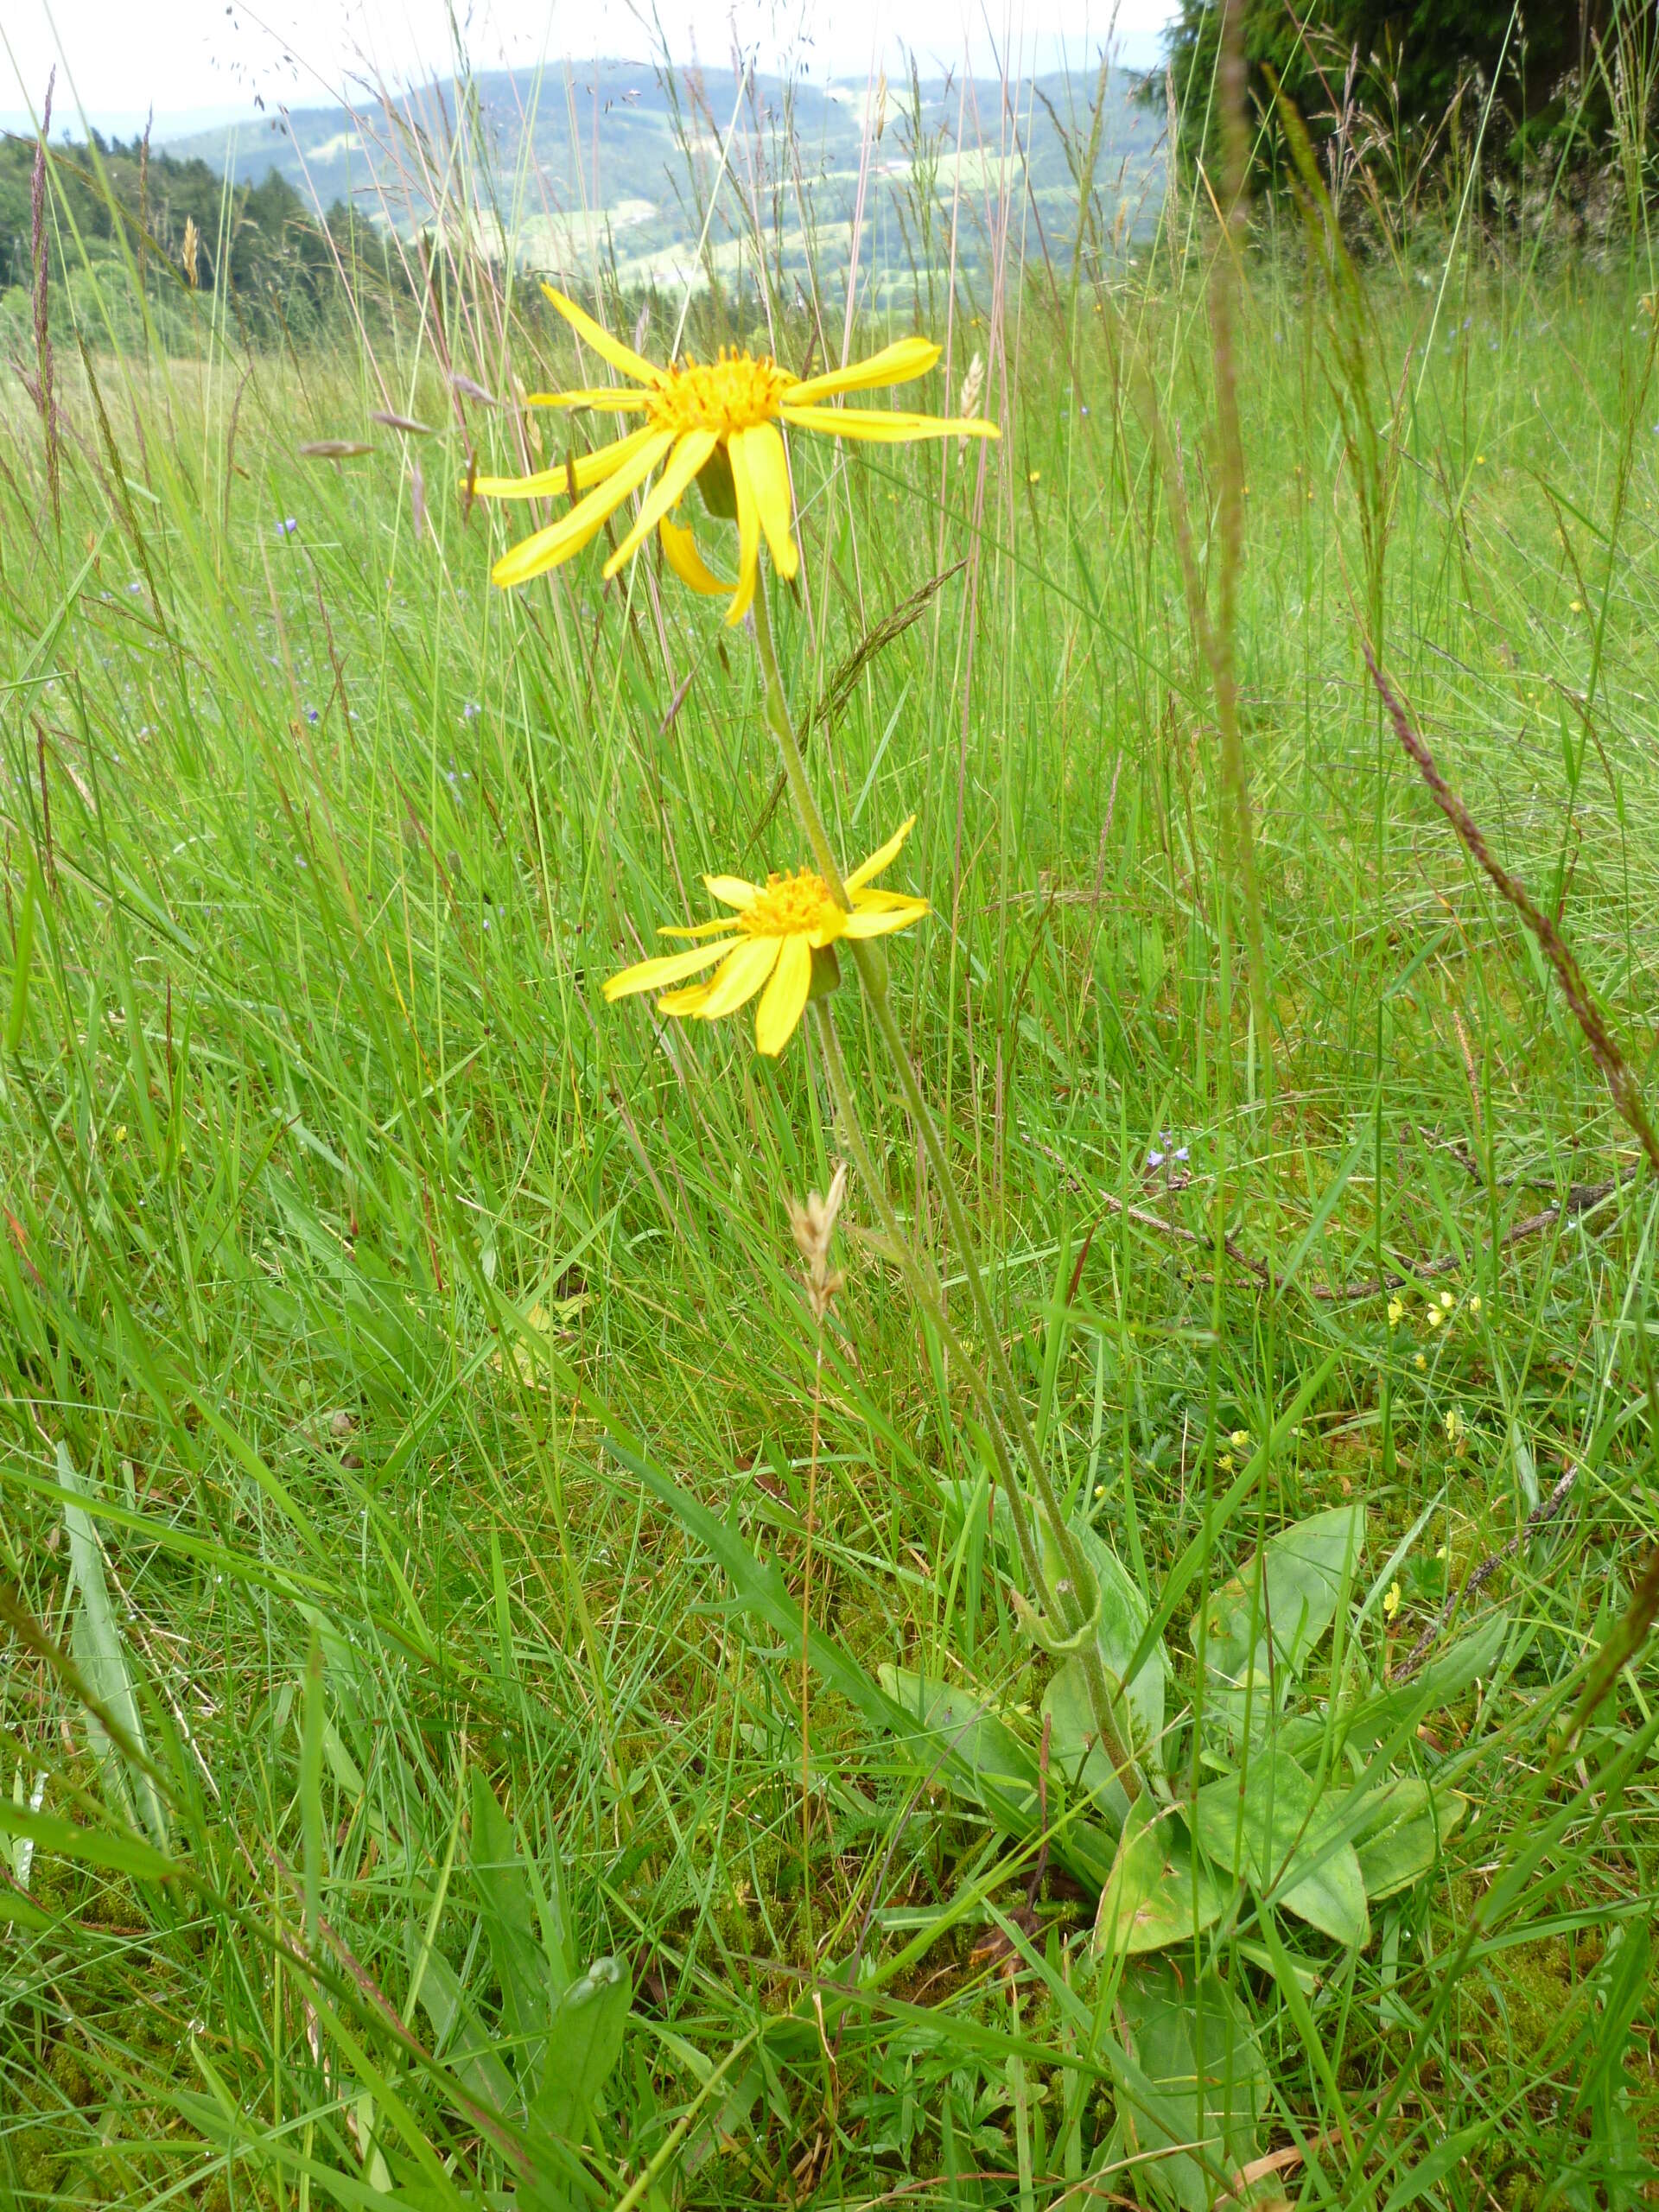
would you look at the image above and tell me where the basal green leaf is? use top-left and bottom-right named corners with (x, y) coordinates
top-left (1351, 1778), bottom-right (1465, 1902)
top-left (1114, 1955), bottom-right (1269, 2212)
top-left (1195, 1751), bottom-right (1370, 1948)
top-left (529, 1955), bottom-right (631, 2145)
top-left (1045, 1660), bottom-right (1134, 1831)
top-left (1196, 1504), bottom-right (1365, 1692)
top-left (1094, 1799), bottom-right (1227, 1956)
top-left (878, 1666), bottom-right (1118, 1889)
top-left (60, 1444), bottom-right (170, 1853)
top-left (471, 1771), bottom-right (554, 2068)
top-left (879, 1665), bottom-right (1041, 1823)
top-left (1080, 1524), bottom-right (1168, 1769)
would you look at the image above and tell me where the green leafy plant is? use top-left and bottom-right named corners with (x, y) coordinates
top-left (403, 1773), bottom-right (631, 2207)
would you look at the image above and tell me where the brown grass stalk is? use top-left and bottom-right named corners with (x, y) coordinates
top-left (1363, 642), bottom-right (1659, 1181)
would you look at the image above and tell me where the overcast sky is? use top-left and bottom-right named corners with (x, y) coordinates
top-left (5, 0), bottom-right (1178, 132)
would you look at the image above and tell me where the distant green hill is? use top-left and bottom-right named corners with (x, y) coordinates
top-left (156, 58), bottom-right (1166, 298)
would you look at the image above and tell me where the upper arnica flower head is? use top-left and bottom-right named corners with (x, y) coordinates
top-left (475, 288), bottom-right (1000, 620)
top-left (604, 817), bottom-right (928, 1057)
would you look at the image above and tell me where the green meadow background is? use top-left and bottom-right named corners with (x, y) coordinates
top-left (2, 58), bottom-right (1657, 2212)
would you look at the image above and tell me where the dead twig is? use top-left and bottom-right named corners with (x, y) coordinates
top-left (1103, 1168), bottom-right (1633, 1301)
top-left (1392, 1463), bottom-right (1579, 1684)
top-left (1098, 1189), bottom-right (1272, 1283)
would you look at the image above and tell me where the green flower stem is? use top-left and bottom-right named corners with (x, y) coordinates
top-left (753, 573), bottom-right (1139, 1802)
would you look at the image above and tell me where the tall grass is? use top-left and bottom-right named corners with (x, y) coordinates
top-left (2, 39), bottom-right (1657, 2211)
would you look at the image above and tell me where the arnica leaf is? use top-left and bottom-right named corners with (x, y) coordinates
top-left (1194, 1749), bottom-right (1370, 1949)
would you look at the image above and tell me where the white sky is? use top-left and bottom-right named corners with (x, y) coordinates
top-left (6, 0), bottom-right (1178, 133)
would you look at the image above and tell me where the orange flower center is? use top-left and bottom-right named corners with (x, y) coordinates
top-left (646, 348), bottom-right (795, 438)
top-left (741, 868), bottom-right (836, 937)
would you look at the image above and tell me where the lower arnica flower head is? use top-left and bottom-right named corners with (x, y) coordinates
top-left (604, 817), bottom-right (928, 1057)
top-left (475, 288), bottom-right (999, 620)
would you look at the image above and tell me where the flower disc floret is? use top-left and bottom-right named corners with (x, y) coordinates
top-left (647, 351), bottom-right (796, 438)
top-left (741, 868), bottom-right (841, 943)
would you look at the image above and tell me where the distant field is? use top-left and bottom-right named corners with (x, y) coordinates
top-left (1, 115), bottom-right (1657, 2212)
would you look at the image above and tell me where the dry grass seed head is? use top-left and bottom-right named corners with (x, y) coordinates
top-left (787, 1160), bottom-right (848, 1324)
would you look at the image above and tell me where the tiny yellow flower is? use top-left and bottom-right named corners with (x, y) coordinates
top-left (1093, 1482), bottom-right (1106, 1500)
top-left (1469, 1294), bottom-right (1482, 1315)
top-left (476, 289), bottom-right (998, 620)
top-left (1445, 1408), bottom-right (1464, 1444)
top-left (1387, 1296), bottom-right (1405, 1326)
top-left (1027, 469), bottom-right (1042, 483)
top-left (1217, 1453), bottom-right (1235, 1474)
top-left (1426, 1306), bottom-right (1442, 1328)
top-left (604, 817), bottom-right (928, 1057)
top-left (114, 1124), bottom-right (128, 1143)
top-left (1383, 1581), bottom-right (1402, 1620)
top-left (1439, 1290), bottom-right (1454, 1311)
top-left (1230, 1429), bottom-right (1251, 1452)
top-left (1414, 1351), bottom-right (1427, 1370)
top-left (1570, 599), bottom-right (1583, 613)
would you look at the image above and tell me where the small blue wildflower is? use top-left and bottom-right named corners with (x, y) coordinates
top-left (305, 708), bottom-right (320, 724)
top-left (276, 517), bottom-right (298, 536)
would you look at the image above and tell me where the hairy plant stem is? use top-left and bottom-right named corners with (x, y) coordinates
top-left (752, 572), bottom-right (1140, 1800)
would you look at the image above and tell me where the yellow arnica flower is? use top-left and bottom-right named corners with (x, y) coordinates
top-left (475, 288), bottom-right (1000, 619)
top-left (604, 817), bottom-right (928, 1057)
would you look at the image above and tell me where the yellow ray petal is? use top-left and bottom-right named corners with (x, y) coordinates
top-left (847, 883), bottom-right (918, 905)
top-left (524, 388), bottom-right (652, 410)
top-left (475, 423), bottom-right (661, 501)
top-left (848, 888), bottom-right (925, 914)
top-left (844, 813), bottom-right (918, 893)
top-left (754, 933), bottom-right (811, 1055)
top-left (603, 429), bottom-right (718, 577)
top-left (541, 283), bottom-right (664, 388)
top-left (655, 980), bottom-right (715, 1016)
top-left (784, 335), bottom-right (941, 405)
top-left (842, 896), bottom-right (930, 938)
top-left (657, 917), bottom-right (748, 939)
top-left (659, 512), bottom-right (733, 597)
top-left (732, 421), bottom-right (798, 580)
top-left (603, 934), bottom-right (738, 1001)
top-left (728, 434), bottom-right (763, 626)
top-left (780, 404), bottom-right (1001, 444)
top-left (694, 935), bottom-right (780, 1019)
top-left (491, 433), bottom-right (674, 588)
top-left (703, 874), bottom-right (760, 908)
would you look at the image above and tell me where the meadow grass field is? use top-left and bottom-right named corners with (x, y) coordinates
top-left (2, 120), bottom-right (1658, 2211)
